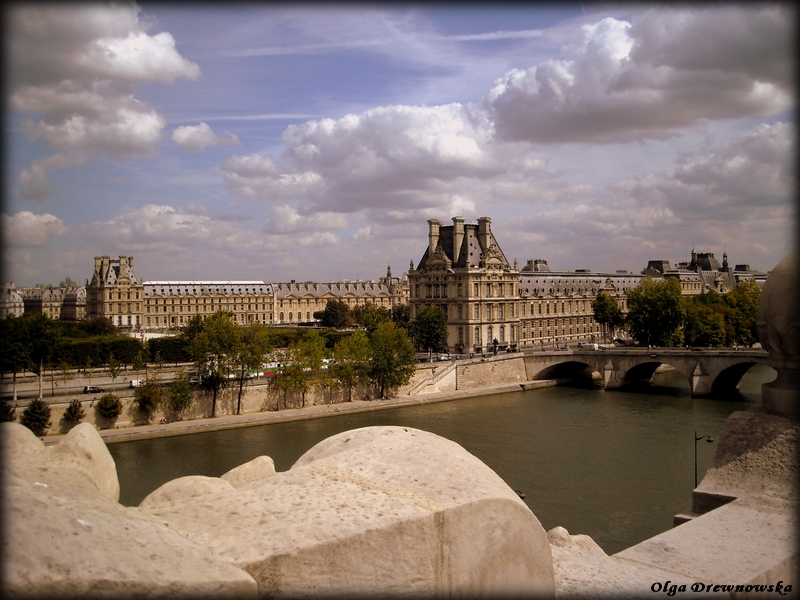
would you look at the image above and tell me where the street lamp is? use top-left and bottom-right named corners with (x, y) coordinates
top-left (694, 430), bottom-right (714, 488)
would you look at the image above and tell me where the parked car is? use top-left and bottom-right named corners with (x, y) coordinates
top-left (83, 385), bottom-right (104, 394)
top-left (189, 376), bottom-right (201, 385)
top-left (439, 354), bottom-right (452, 361)
top-left (129, 379), bottom-right (143, 388)
top-left (577, 342), bottom-right (599, 350)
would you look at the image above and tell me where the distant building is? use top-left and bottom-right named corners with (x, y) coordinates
top-left (0, 284), bottom-right (24, 319)
top-left (86, 256), bottom-right (144, 328)
top-left (22, 287), bottom-right (64, 321)
top-left (644, 250), bottom-right (766, 294)
top-left (408, 216), bottom-right (643, 353)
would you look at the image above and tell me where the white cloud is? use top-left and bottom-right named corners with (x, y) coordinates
top-left (484, 6), bottom-right (793, 143)
top-left (171, 123), bottom-right (241, 152)
top-left (18, 153), bottom-right (90, 202)
top-left (2, 211), bottom-right (68, 248)
top-left (8, 3), bottom-right (200, 199)
top-left (264, 205), bottom-right (347, 234)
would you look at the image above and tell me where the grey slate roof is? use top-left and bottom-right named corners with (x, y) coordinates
top-left (416, 223), bottom-right (510, 270)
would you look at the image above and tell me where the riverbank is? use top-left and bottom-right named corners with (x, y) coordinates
top-left (43, 380), bottom-right (558, 446)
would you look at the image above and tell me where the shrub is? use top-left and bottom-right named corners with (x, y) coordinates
top-left (1, 400), bottom-right (16, 423)
top-left (168, 372), bottom-right (193, 415)
top-left (20, 399), bottom-right (52, 436)
top-left (63, 398), bottom-right (86, 423)
top-left (95, 393), bottom-right (122, 419)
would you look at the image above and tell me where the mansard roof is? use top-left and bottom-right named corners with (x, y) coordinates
top-left (144, 281), bottom-right (273, 296)
top-left (518, 271), bottom-right (643, 298)
top-left (416, 222), bottom-right (510, 271)
top-left (274, 281), bottom-right (391, 299)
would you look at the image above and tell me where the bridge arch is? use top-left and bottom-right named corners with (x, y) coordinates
top-left (620, 361), bottom-right (693, 391)
top-left (532, 360), bottom-right (601, 388)
top-left (711, 362), bottom-right (773, 395)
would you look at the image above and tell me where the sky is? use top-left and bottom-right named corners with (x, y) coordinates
top-left (3, 3), bottom-right (795, 287)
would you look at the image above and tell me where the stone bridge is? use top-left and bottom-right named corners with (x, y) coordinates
top-left (523, 348), bottom-right (770, 397)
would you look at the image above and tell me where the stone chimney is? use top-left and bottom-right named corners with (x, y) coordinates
top-left (94, 256), bottom-right (102, 276)
top-left (477, 217), bottom-right (491, 251)
top-left (128, 256), bottom-right (134, 272)
top-left (452, 216), bottom-right (465, 264)
top-left (428, 219), bottom-right (442, 256)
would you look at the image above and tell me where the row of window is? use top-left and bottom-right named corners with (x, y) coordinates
top-left (414, 281), bottom-right (517, 299)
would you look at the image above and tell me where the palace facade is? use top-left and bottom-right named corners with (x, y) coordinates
top-left (408, 217), bottom-right (644, 353)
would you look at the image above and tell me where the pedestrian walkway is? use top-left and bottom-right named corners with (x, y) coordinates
top-left (43, 381), bottom-right (555, 446)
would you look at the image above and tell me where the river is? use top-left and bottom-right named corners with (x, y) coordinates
top-left (108, 364), bottom-right (774, 555)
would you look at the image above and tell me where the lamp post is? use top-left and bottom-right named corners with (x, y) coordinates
top-left (694, 430), bottom-right (714, 488)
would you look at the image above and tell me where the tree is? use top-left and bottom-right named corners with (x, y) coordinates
top-left (232, 323), bottom-right (272, 414)
top-left (0, 316), bottom-right (32, 402)
top-left (26, 314), bottom-right (61, 399)
top-left (684, 302), bottom-right (727, 347)
top-left (107, 353), bottom-right (121, 386)
top-left (134, 377), bottom-right (165, 422)
top-left (95, 393), bottom-right (122, 420)
top-left (189, 311), bottom-right (240, 417)
top-left (331, 330), bottom-right (371, 401)
top-left (167, 372), bottom-right (193, 418)
top-left (58, 361), bottom-right (74, 396)
top-left (62, 398), bottom-right (86, 423)
top-left (369, 322), bottom-right (416, 398)
top-left (357, 304), bottom-right (391, 333)
top-left (287, 331), bottom-right (327, 407)
top-left (723, 281), bottom-right (761, 346)
top-left (592, 291), bottom-right (623, 343)
top-left (132, 352), bottom-right (145, 381)
top-left (410, 305), bottom-right (448, 352)
top-left (320, 299), bottom-right (350, 328)
top-left (625, 278), bottom-right (686, 347)
top-left (20, 399), bottom-right (52, 437)
top-left (391, 304), bottom-right (410, 327)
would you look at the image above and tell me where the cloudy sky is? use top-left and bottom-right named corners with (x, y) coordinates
top-left (3, 3), bottom-right (795, 287)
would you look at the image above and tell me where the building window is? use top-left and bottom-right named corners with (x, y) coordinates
top-left (474, 304), bottom-right (479, 319)
top-left (458, 327), bottom-right (464, 345)
top-left (510, 303), bottom-right (514, 318)
top-left (473, 283), bottom-right (479, 297)
top-left (458, 283), bottom-right (463, 297)
top-left (486, 283), bottom-right (492, 297)
top-left (500, 325), bottom-right (505, 343)
top-left (488, 326), bottom-right (494, 343)
top-left (458, 304), bottom-right (463, 319)
top-left (474, 326), bottom-right (481, 346)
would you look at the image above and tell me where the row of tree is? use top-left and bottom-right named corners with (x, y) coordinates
top-left (593, 279), bottom-right (761, 347)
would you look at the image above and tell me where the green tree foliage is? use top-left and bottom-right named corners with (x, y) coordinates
top-left (0, 316), bottom-right (33, 401)
top-left (287, 331), bottom-right (327, 407)
top-left (147, 336), bottom-right (190, 363)
top-left (134, 377), bottom-right (165, 421)
top-left (684, 302), bottom-right (727, 347)
top-left (78, 317), bottom-right (118, 337)
top-left (592, 291), bottom-right (623, 343)
top-left (369, 322), bottom-right (416, 398)
top-left (722, 281), bottom-right (761, 346)
top-left (26, 314), bottom-right (61, 398)
top-left (167, 372), bottom-right (193, 416)
top-left (58, 361), bottom-right (74, 396)
top-left (95, 393), bottom-right (123, 419)
top-left (62, 398), bottom-right (86, 423)
top-left (20, 399), bottom-right (52, 436)
top-left (232, 323), bottom-right (273, 414)
top-left (1, 400), bottom-right (17, 422)
top-left (320, 299), bottom-right (350, 328)
top-left (391, 304), bottom-right (410, 328)
top-left (107, 353), bottom-right (121, 385)
top-left (625, 278), bottom-right (686, 347)
top-left (190, 311), bottom-right (240, 417)
top-left (410, 305), bottom-right (448, 352)
top-left (331, 330), bottom-right (371, 401)
top-left (355, 304), bottom-right (391, 333)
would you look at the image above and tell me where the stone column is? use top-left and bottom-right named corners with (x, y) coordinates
top-left (428, 219), bottom-right (442, 256)
top-left (756, 252), bottom-right (799, 417)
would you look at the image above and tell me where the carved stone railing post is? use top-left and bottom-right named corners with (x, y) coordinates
top-left (756, 252), bottom-right (799, 417)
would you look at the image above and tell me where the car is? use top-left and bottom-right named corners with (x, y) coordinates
top-left (129, 379), bottom-right (143, 388)
top-left (83, 385), bottom-right (104, 394)
top-left (189, 376), bottom-right (201, 385)
top-left (577, 342), bottom-right (599, 350)
top-left (439, 354), bottom-right (451, 361)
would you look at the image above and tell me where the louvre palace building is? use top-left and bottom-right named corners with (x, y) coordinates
top-left (2, 215), bottom-right (766, 353)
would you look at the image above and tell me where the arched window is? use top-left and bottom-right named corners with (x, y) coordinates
top-left (500, 325), bottom-right (505, 343)
top-left (474, 326), bottom-right (481, 346)
top-left (488, 325), bottom-right (494, 342)
top-left (289, 312), bottom-right (293, 321)
top-left (279, 312), bottom-right (284, 321)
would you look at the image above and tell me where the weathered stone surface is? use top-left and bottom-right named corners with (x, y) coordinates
top-left (696, 409), bottom-right (798, 503)
top-left (140, 475), bottom-right (236, 507)
top-left (220, 455), bottom-right (276, 488)
top-left (2, 422), bottom-right (258, 598)
top-left (139, 426), bottom-right (555, 597)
